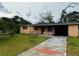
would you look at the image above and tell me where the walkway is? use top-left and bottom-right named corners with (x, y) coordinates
top-left (18, 36), bottom-right (67, 56)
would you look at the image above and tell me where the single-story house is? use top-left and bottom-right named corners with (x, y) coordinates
top-left (20, 22), bottom-right (79, 37)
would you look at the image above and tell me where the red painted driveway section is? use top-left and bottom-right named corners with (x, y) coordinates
top-left (32, 48), bottom-right (63, 55)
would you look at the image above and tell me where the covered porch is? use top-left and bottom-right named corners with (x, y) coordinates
top-left (28, 26), bottom-right (55, 36)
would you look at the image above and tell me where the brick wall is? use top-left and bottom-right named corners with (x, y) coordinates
top-left (20, 26), bottom-right (31, 33)
top-left (68, 25), bottom-right (78, 37)
top-left (20, 26), bottom-right (54, 36)
top-left (20, 26), bottom-right (41, 34)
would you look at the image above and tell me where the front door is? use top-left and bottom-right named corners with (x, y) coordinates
top-left (41, 27), bottom-right (44, 34)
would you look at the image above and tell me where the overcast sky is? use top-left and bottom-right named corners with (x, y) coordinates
top-left (1, 2), bottom-right (79, 23)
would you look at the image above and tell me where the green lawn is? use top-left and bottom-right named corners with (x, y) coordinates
top-left (0, 34), bottom-right (47, 56)
top-left (67, 37), bottom-right (79, 56)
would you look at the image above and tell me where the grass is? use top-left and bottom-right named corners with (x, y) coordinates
top-left (67, 37), bottom-right (79, 56)
top-left (0, 34), bottom-right (47, 56)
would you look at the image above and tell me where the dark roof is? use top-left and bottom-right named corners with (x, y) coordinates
top-left (20, 22), bottom-right (79, 27)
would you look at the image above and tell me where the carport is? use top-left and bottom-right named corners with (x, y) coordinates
top-left (54, 25), bottom-right (68, 36)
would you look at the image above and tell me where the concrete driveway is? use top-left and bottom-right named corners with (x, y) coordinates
top-left (18, 36), bottom-right (67, 56)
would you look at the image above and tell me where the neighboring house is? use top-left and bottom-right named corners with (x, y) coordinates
top-left (20, 22), bottom-right (79, 37)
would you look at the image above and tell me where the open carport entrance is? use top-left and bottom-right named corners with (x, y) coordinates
top-left (54, 25), bottom-right (68, 36)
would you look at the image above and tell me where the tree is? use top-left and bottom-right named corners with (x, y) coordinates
top-left (39, 11), bottom-right (54, 23)
top-left (63, 11), bottom-right (79, 22)
top-left (12, 16), bottom-right (31, 33)
top-left (60, 3), bottom-right (77, 23)
top-left (0, 17), bottom-right (11, 33)
top-left (20, 17), bottom-right (31, 24)
top-left (0, 15), bottom-right (32, 36)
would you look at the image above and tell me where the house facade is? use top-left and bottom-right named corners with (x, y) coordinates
top-left (20, 22), bottom-right (79, 37)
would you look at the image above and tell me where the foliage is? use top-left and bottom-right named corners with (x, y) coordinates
top-left (60, 10), bottom-right (67, 22)
top-left (0, 16), bottom-right (31, 35)
top-left (64, 11), bottom-right (79, 22)
top-left (39, 11), bottom-right (54, 24)
top-left (60, 11), bottom-right (79, 23)
top-left (60, 3), bottom-right (79, 23)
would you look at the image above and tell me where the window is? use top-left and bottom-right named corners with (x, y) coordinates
top-left (48, 27), bottom-right (52, 32)
top-left (34, 27), bottom-right (38, 30)
top-left (23, 26), bottom-right (27, 29)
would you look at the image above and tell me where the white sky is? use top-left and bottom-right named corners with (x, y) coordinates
top-left (2, 2), bottom-right (79, 23)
